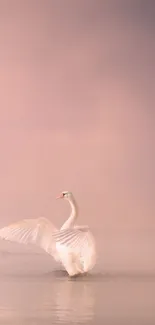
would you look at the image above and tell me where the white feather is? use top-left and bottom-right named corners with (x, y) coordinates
top-left (0, 192), bottom-right (97, 276)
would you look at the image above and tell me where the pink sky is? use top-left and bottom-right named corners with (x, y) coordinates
top-left (0, 0), bottom-right (154, 238)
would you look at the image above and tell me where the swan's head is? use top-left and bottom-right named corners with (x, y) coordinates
top-left (56, 191), bottom-right (73, 201)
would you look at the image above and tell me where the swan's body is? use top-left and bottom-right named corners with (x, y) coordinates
top-left (0, 191), bottom-right (96, 276)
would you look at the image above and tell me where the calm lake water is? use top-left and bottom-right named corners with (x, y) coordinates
top-left (0, 231), bottom-right (155, 325)
top-left (0, 266), bottom-right (155, 325)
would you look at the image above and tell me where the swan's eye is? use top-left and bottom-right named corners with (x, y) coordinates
top-left (63, 193), bottom-right (66, 197)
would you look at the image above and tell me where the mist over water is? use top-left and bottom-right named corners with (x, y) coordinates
top-left (0, 256), bottom-right (155, 325)
top-left (0, 0), bottom-right (155, 324)
top-left (0, 236), bottom-right (155, 325)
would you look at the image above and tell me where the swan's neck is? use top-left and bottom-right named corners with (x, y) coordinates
top-left (61, 198), bottom-right (78, 230)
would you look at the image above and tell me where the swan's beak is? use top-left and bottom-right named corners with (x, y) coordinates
top-left (56, 193), bottom-right (63, 199)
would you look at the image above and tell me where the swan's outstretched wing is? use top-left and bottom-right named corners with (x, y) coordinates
top-left (52, 227), bottom-right (96, 272)
top-left (0, 217), bottom-right (59, 260)
top-left (52, 228), bottom-right (85, 248)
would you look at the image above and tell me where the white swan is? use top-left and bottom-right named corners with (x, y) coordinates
top-left (0, 191), bottom-right (96, 276)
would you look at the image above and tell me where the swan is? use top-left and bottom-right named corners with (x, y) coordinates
top-left (0, 191), bottom-right (96, 276)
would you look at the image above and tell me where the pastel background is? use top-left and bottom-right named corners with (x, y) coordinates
top-left (0, 0), bottom-right (154, 273)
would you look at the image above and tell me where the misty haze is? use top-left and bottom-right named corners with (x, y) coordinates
top-left (0, 1), bottom-right (155, 324)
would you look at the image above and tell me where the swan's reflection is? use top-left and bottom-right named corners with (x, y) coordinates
top-left (0, 274), bottom-right (95, 324)
top-left (53, 278), bottom-right (95, 323)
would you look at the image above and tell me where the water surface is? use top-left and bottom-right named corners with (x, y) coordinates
top-left (0, 266), bottom-right (155, 325)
